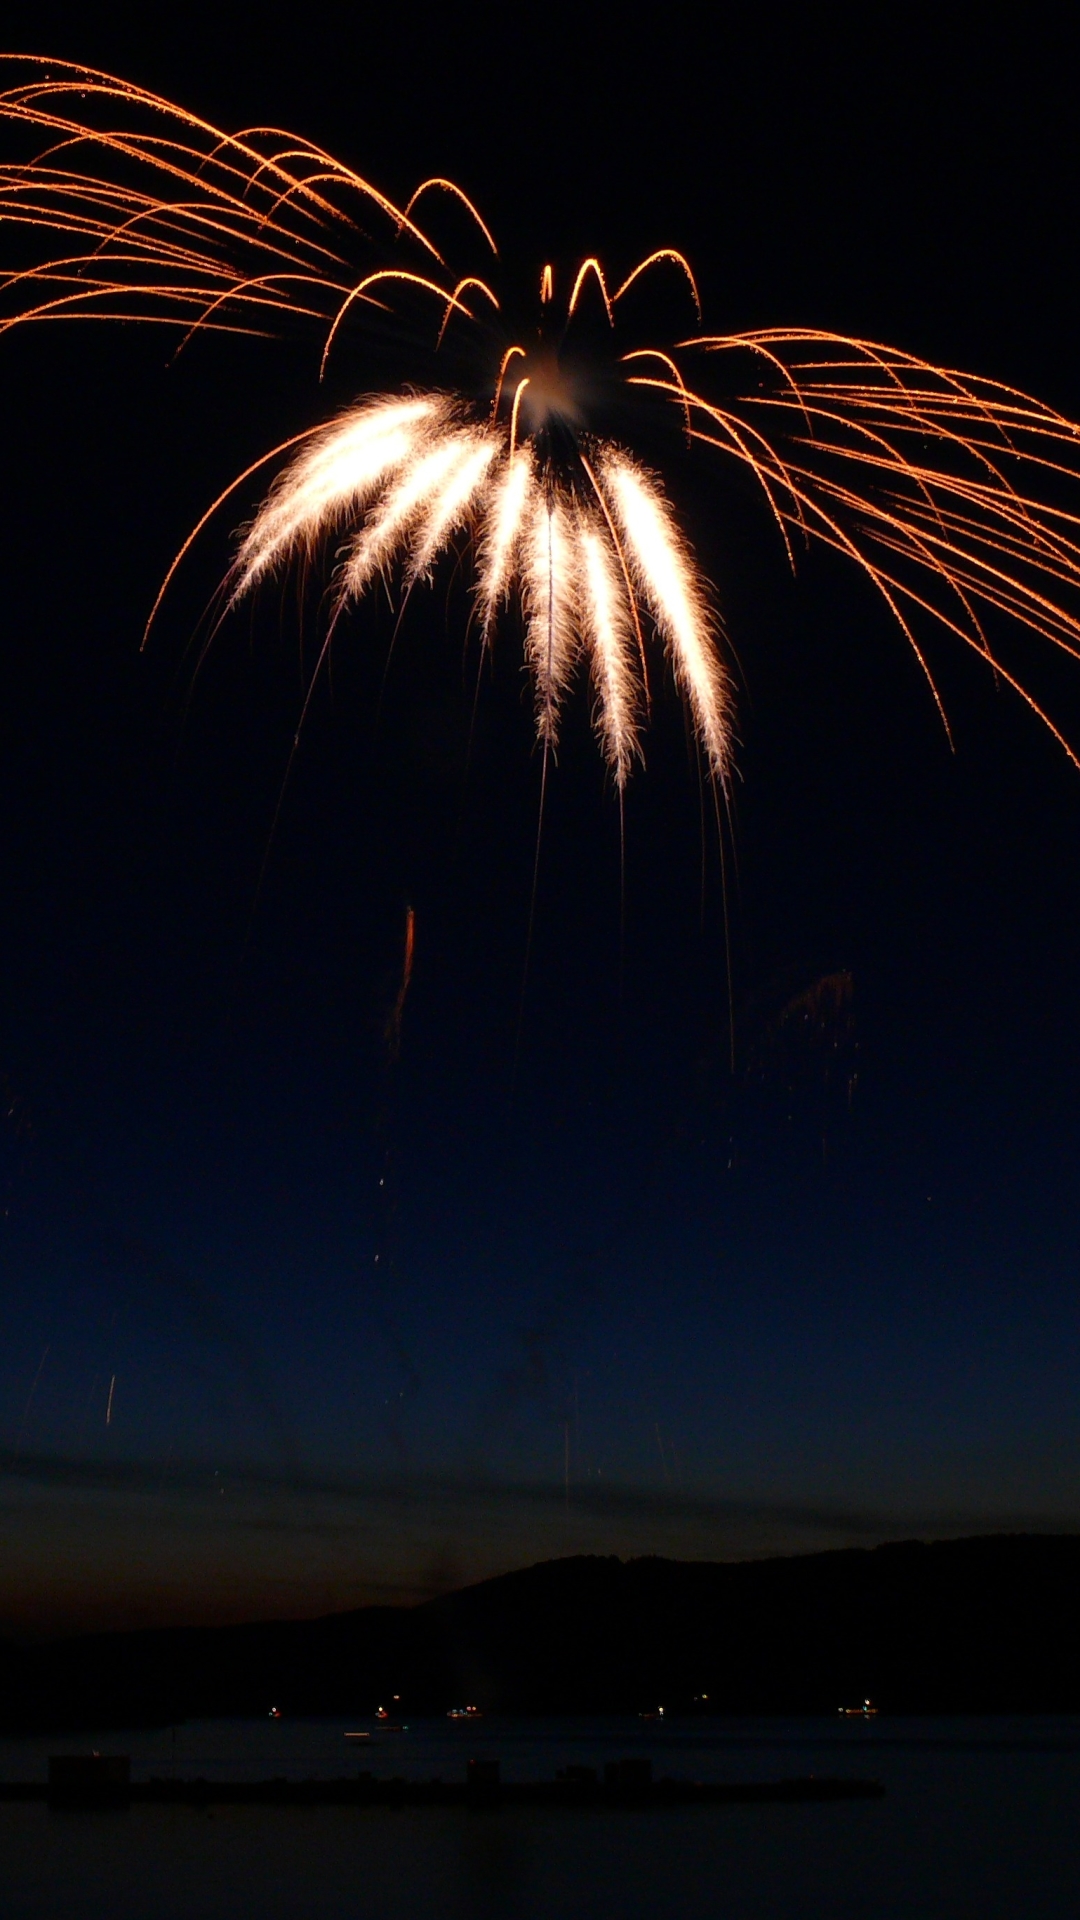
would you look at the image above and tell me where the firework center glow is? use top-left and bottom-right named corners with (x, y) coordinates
top-left (518, 350), bottom-right (583, 431)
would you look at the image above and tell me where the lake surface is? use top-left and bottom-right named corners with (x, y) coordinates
top-left (2, 1715), bottom-right (1078, 1917)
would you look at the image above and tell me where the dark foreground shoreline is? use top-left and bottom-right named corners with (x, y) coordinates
top-left (5, 1535), bottom-right (1080, 1732)
top-left (0, 1773), bottom-right (884, 1809)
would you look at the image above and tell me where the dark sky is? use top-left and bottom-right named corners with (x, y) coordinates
top-left (3, 4), bottom-right (1080, 1636)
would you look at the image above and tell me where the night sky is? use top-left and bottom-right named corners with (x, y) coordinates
top-left (3, 5), bottom-right (1080, 1638)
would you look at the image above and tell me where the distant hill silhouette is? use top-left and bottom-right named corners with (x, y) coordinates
top-left (3, 1535), bottom-right (1079, 1732)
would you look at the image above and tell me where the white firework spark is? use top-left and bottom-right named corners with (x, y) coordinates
top-left (230, 393), bottom-right (725, 787)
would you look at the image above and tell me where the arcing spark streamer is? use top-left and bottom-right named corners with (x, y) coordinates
top-left (4, 57), bottom-right (1080, 790)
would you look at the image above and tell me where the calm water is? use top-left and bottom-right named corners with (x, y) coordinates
top-left (2, 1715), bottom-right (1078, 1917)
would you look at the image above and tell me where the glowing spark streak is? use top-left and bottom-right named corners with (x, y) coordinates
top-left (491, 343), bottom-right (526, 420)
top-left (0, 229), bottom-right (348, 334)
top-left (622, 348), bottom-right (695, 435)
top-left (106, 1374), bottom-right (115, 1426)
top-left (171, 269), bottom-right (352, 356)
top-left (680, 332), bottom-right (817, 435)
top-left (218, 127), bottom-right (439, 252)
top-left (540, 264), bottom-right (553, 304)
top-left (578, 521), bottom-right (641, 785)
top-left (641, 378), bottom-right (802, 567)
top-left (235, 397), bottom-right (436, 592)
top-left (342, 432), bottom-right (479, 597)
top-left (0, 281), bottom-right (282, 336)
top-left (11, 110), bottom-right (321, 216)
top-left (436, 273), bottom-right (499, 348)
top-left (637, 369), bottom-right (807, 512)
top-left (385, 904), bottom-right (416, 1059)
top-left (731, 447), bottom-right (956, 747)
top-left (0, 61), bottom-right (452, 348)
top-left (887, 589), bottom-right (1080, 767)
top-left (508, 376), bottom-right (530, 455)
top-left (614, 249), bottom-right (701, 320)
top-left (145, 421), bottom-right (328, 646)
top-left (12, 117), bottom-right (349, 256)
top-left (711, 329), bottom-right (1041, 465)
top-left (400, 178), bottom-right (498, 255)
top-left (477, 448), bottom-right (532, 634)
top-left (811, 517), bottom-right (1080, 765)
top-left (1, 196), bottom-right (344, 282)
top-left (578, 450), bottom-right (651, 702)
top-left (0, 60), bottom-right (429, 245)
top-left (604, 456), bottom-right (729, 779)
top-left (856, 489), bottom-right (1080, 658)
top-left (727, 354), bottom-right (1080, 657)
top-left (320, 270), bottom-right (472, 380)
top-left (406, 435), bottom-right (499, 582)
top-left (525, 493), bottom-right (577, 743)
top-left (238, 143), bottom-right (367, 205)
top-left (739, 385), bottom-right (1013, 531)
top-left (258, 169), bottom-right (418, 241)
top-left (567, 257), bottom-right (613, 324)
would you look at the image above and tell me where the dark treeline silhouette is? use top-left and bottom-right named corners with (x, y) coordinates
top-left (3, 1536), bottom-right (1079, 1732)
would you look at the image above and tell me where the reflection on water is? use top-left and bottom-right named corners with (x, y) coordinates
top-left (2, 1716), bottom-right (1078, 1917)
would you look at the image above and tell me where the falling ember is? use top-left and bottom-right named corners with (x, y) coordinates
top-left (14, 1344), bottom-right (49, 1457)
top-left (106, 1375), bottom-right (116, 1426)
top-left (385, 905), bottom-right (416, 1061)
top-left (4, 55), bottom-right (1080, 793)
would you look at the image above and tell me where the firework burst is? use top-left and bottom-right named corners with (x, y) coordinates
top-left (5, 54), bottom-right (1080, 790)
